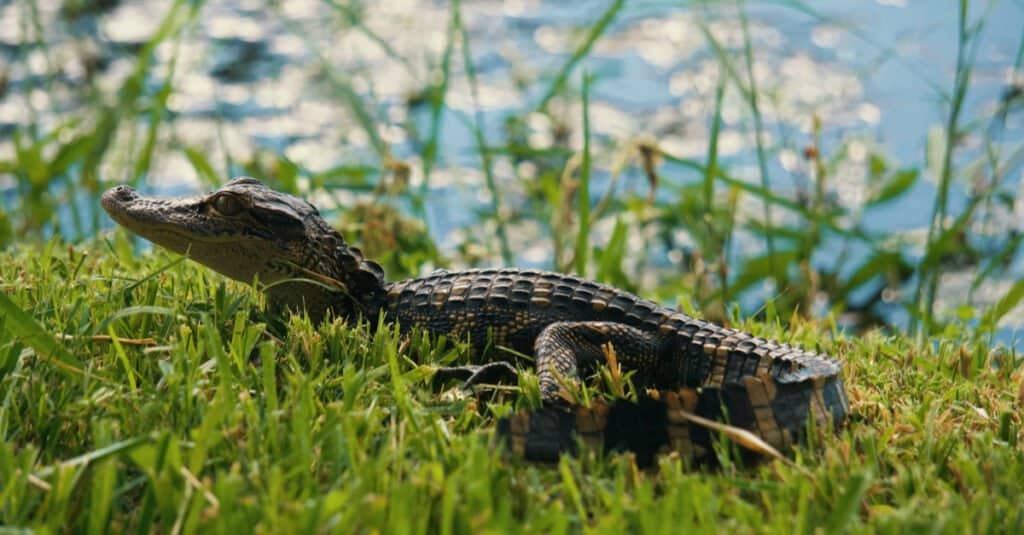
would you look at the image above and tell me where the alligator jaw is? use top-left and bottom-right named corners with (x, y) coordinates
top-left (102, 185), bottom-right (222, 250)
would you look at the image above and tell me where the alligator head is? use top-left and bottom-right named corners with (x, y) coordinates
top-left (101, 177), bottom-right (386, 322)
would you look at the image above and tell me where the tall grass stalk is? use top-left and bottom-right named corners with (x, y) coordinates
top-left (453, 0), bottom-right (512, 264)
top-left (701, 77), bottom-right (729, 309)
top-left (536, 0), bottom-right (624, 111)
top-left (912, 0), bottom-right (981, 336)
top-left (281, 14), bottom-right (388, 163)
top-left (417, 3), bottom-right (459, 206)
top-left (737, 1), bottom-right (777, 278)
top-left (573, 72), bottom-right (592, 277)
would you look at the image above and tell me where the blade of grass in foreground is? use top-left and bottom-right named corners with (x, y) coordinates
top-left (33, 435), bottom-right (151, 479)
top-left (825, 471), bottom-right (872, 532)
top-left (0, 292), bottom-right (91, 378)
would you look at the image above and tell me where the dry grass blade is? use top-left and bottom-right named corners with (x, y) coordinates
top-left (1017, 371), bottom-right (1024, 408)
top-left (668, 406), bottom-right (797, 466)
top-left (27, 473), bottom-right (52, 492)
top-left (601, 341), bottom-right (626, 398)
top-left (180, 466), bottom-right (221, 513)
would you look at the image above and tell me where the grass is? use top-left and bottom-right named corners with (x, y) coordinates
top-left (0, 240), bottom-right (1021, 532)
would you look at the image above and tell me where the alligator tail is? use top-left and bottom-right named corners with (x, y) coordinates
top-left (498, 369), bottom-right (849, 465)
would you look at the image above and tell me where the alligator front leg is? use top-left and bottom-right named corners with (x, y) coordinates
top-left (534, 321), bottom-right (663, 402)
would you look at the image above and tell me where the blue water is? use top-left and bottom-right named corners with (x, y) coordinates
top-left (1, 0), bottom-right (1022, 342)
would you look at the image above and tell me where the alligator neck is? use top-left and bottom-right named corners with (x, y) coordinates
top-left (267, 239), bottom-right (389, 323)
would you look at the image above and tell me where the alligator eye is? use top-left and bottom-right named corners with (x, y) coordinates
top-left (212, 194), bottom-right (244, 216)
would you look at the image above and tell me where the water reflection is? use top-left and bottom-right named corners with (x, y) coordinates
top-left (1, 0), bottom-right (1022, 337)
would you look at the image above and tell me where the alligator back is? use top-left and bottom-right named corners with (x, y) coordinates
top-left (383, 268), bottom-right (670, 356)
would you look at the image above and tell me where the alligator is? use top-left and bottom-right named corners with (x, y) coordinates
top-left (101, 177), bottom-right (849, 463)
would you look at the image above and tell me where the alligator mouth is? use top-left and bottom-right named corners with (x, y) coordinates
top-left (100, 185), bottom-right (235, 245)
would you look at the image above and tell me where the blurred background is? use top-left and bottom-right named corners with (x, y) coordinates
top-left (0, 0), bottom-right (1022, 347)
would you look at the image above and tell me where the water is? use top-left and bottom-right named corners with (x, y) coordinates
top-left (1, 0), bottom-right (1022, 342)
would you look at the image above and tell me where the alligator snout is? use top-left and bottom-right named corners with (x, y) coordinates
top-left (100, 185), bottom-right (138, 213)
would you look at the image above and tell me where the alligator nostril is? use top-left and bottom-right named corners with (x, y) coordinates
top-left (110, 185), bottom-right (137, 201)
top-left (101, 185), bottom-right (139, 214)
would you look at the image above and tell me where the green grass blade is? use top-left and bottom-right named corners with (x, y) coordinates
top-left (981, 279), bottom-right (1024, 331)
top-left (454, 0), bottom-right (511, 264)
top-left (573, 71), bottom-right (592, 277)
top-left (704, 78), bottom-right (725, 214)
top-left (183, 146), bottom-right (222, 187)
top-left (34, 435), bottom-right (151, 479)
top-left (826, 471), bottom-right (872, 532)
top-left (737, 2), bottom-right (777, 277)
top-left (86, 422), bottom-right (118, 535)
top-left (95, 305), bottom-right (177, 335)
top-left (107, 325), bottom-right (138, 392)
top-left (417, 1), bottom-right (458, 204)
top-left (913, 0), bottom-right (983, 336)
top-left (0, 291), bottom-right (88, 376)
top-left (866, 168), bottom-right (920, 206)
top-left (537, 0), bottom-right (624, 110)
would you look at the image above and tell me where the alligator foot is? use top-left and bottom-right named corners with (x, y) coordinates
top-left (433, 362), bottom-right (519, 391)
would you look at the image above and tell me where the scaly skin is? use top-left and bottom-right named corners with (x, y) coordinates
top-left (101, 178), bottom-right (849, 462)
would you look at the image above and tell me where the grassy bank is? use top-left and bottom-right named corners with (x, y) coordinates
top-left (0, 240), bottom-right (1021, 532)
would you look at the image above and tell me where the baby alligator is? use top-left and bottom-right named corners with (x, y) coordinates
top-left (101, 177), bottom-right (849, 462)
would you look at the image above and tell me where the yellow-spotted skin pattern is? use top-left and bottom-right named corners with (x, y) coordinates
top-left (384, 268), bottom-right (849, 462)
